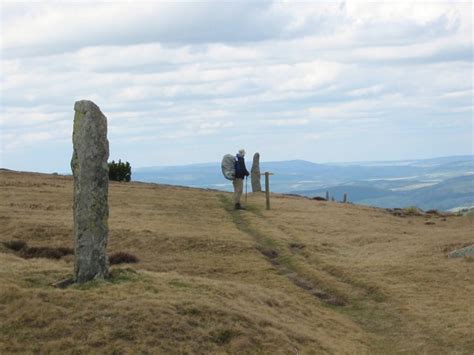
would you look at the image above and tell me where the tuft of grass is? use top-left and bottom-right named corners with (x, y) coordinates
top-left (212, 329), bottom-right (235, 345)
top-left (108, 267), bottom-right (140, 284)
top-left (168, 279), bottom-right (191, 288)
top-left (176, 305), bottom-right (202, 316)
top-left (3, 240), bottom-right (27, 251)
top-left (109, 251), bottom-right (139, 265)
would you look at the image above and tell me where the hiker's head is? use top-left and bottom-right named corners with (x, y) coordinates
top-left (238, 149), bottom-right (246, 157)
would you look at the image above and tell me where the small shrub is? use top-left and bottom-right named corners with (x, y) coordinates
top-left (108, 159), bottom-right (132, 182)
top-left (109, 251), bottom-right (139, 265)
top-left (403, 206), bottom-right (423, 216)
top-left (3, 240), bottom-right (27, 251)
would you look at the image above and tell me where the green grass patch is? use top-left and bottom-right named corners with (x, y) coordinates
top-left (70, 268), bottom-right (141, 290)
top-left (108, 267), bottom-right (140, 284)
top-left (277, 254), bottom-right (297, 270)
top-left (168, 279), bottom-right (192, 288)
top-left (245, 203), bottom-right (264, 217)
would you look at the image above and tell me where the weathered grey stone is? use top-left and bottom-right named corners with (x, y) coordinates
top-left (448, 245), bottom-right (474, 258)
top-left (251, 152), bottom-right (262, 192)
top-left (71, 100), bottom-right (109, 283)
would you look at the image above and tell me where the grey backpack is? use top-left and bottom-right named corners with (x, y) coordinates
top-left (221, 154), bottom-right (236, 180)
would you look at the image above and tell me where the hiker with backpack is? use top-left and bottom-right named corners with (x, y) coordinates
top-left (221, 149), bottom-right (250, 210)
top-left (232, 149), bottom-right (250, 210)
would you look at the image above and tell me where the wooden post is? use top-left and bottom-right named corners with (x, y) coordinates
top-left (261, 172), bottom-right (274, 210)
top-left (265, 172), bottom-right (270, 210)
top-left (326, 191), bottom-right (329, 201)
top-left (343, 193), bottom-right (347, 203)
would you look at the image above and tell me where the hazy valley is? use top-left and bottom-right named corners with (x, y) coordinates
top-left (135, 155), bottom-right (474, 211)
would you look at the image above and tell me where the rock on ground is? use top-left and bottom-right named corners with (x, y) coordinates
top-left (448, 245), bottom-right (474, 258)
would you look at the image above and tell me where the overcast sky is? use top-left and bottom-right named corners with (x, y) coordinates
top-left (1, 0), bottom-right (472, 173)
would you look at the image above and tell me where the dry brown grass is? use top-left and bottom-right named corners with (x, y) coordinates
top-left (0, 169), bottom-right (473, 354)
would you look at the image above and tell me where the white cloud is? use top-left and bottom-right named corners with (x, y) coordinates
top-left (304, 133), bottom-right (324, 141)
top-left (0, 0), bottom-right (472, 171)
top-left (267, 119), bottom-right (310, 127)
top-left (1, 2), bottom-right (288, 57)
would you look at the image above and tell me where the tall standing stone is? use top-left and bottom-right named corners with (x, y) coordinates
top-left (251, 152), bottom-right (262, 192)
top-left (71, 100), bottom-right (109, 283)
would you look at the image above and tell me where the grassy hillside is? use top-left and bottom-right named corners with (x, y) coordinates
top-left (1, 170), bottom-right (473, 354)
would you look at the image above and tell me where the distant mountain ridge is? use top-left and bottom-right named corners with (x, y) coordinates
top-left (134, 155), bottom-right (474, 211)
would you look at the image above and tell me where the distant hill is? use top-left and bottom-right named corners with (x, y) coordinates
top-left (299, 175), bottom-right (474, 211)
top-left (134, 155), bottom-right (474, 211)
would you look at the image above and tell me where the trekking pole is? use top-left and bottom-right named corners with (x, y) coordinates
top-left (245, 176), bottom-right (248, 204)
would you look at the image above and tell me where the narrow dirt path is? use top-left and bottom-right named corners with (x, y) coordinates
top-left (219, 194), bottom-right (345, 306)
